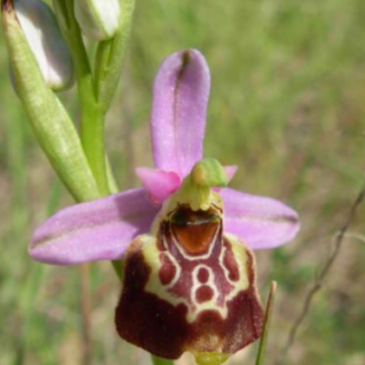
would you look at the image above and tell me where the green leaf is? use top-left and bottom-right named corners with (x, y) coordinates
top-left (2, 4), bottom-right (100, 202)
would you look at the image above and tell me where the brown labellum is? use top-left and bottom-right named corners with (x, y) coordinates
top-left (115, 205), bottom-right (263, 361)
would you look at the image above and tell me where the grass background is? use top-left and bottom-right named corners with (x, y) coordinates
top-left (1, 0), bottom-right (365, 364)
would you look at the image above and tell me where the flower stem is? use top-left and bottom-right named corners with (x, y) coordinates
top-left (62, 0), bottom-right (109, 196)
top-left (80, 264), bottom-right (92, 365)
top-left (94, 0), bottom-right (136, 114)
top-left (112, 260), bottom-right (124, 281)
top-left (80, 109), bottom-right (109, 196)
top-left (255, 281), bottom-right (277, 365)
top-left (151, 355), bottom-right (174, 365)
top-left (52, 1), bottom-right (143, 362)
top-left (17, 179), bottom-right (62, 364)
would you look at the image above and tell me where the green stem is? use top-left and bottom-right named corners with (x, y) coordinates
top-left (81, 109), bottom-right (109, 196)
top-left (151, 355), bottom-right (174, 365)
top-left (106, 157), bottom-right (119, 193)
top-left (112, 260), bottom-right (124, 281)
top-left (16, 179), bottom-right (62, 365)
top-left (61, 0), bottom-right (109, 196)
top-left (94, 0), bottom-right (136, 114)
top-left (255, 282), bottom-right (278, 365)
top-left (52, 0), bottom-right (137, 357)
top-left (79, 264), bottom-right (92, 365)
top-left (94, 39), bottom-right (113, 101)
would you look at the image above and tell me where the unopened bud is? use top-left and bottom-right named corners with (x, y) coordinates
top-left (2, 0), bottom-right (99, 202)
top-left (74, 0), bottom-right (121, 41)
top-left (9, 0), bottom-right (74, 91)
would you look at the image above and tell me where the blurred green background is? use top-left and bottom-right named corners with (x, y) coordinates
top-left (1, 0), bottom-right (365, 364)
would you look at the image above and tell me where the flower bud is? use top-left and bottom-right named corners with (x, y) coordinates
top-left (11, 0), bottom-right (74, 91)
top-left (2, 0), bottom-right (99, 202)
top-left (74, 0), bottom-right (121, 41)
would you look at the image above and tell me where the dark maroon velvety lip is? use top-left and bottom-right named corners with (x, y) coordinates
top-left (115, 208), bottom-right (263, 360)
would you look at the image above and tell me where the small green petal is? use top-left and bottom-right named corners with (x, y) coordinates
top-left (195, 352), bottom-right (230, 365)
top-left (172, 159), bottom-right (227, 211)
top-left (192, 158), bottom-right (228, 188)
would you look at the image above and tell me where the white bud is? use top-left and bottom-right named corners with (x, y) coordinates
top-left (74, 0), bottom-right (121, 41)
top-left (13, 0), bottom-right (74, 90)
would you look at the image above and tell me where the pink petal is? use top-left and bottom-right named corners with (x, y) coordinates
top-left (225, 165), bottom-right (238, 182)
top-left (212, 165), bottom-right (238, 193)
top-left (150, 49), bottom-right (210, 178)
top-left (221, 188), bottom-right (300, 250)
top-left (30, 189), bottom-right (159, 265)
top-left (135, 168), bottom-right (181, 205)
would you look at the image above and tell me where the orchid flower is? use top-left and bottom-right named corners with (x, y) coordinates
top-left (29, 49), bottom-right (299, 364)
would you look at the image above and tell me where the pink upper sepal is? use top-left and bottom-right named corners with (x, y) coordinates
top-left (150, 49), bottom-right (210, 178)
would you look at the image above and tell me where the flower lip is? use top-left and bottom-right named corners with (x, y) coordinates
top-left (169, 205), bottom-right (221, 256)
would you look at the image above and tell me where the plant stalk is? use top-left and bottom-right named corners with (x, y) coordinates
top-left (62, 0), bottom-right (109, 196)
top-left (152, 355), bottom-right (174, 365)
top-left (255, 281), bottom-right (278, 365)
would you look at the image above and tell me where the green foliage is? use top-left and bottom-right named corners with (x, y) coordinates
top-left (3, 5), bottom-right (99, 202)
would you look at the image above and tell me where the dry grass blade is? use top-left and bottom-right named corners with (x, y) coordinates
top-left (277, 179), bottom-right (365, 365)
top-left (255, 281), bottom-right (278, 365)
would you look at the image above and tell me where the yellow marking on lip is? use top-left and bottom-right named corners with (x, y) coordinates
top-left (195, 352), bottom-right (229, 365)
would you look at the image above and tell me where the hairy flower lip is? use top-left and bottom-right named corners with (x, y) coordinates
top-left (115, 200), bottom-right (264, 360)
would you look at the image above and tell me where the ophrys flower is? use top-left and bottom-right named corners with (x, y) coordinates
top-left (30, 50), bottom-right (299, 364)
